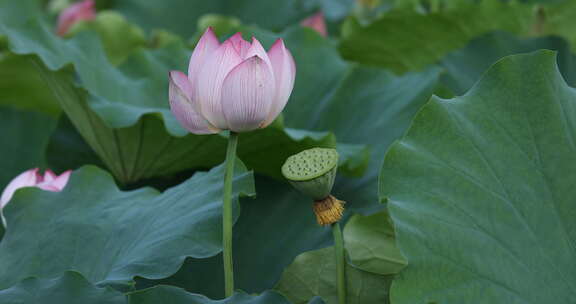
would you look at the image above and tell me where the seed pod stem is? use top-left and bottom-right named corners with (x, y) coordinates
top-left (332, 221), bottom-right (347, 304)
top-left (282, 147), bottom-right (348, 304)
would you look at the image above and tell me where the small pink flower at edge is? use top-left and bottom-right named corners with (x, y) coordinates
top-left (168, 27), bottom-right (297, 134)
top-left (0, 168), bottom-right (72, 209)
top-left (301, 12), bottom-right (327, 37)
top-left (56, 0), bottom-right (96, 36)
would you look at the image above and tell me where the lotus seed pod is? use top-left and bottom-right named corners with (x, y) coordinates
top-left (281, 148), bottom-right (338, 200)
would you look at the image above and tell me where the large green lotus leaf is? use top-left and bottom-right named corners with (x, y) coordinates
top-left (343, 210), bottom-right (406, 275)
top-left (35, 63), bottom-right (222, 183)
top-left (0, 53), bottom-right (60, 116)
top-left (339, 0), bottom-right (534, 73)
top-left (242, 27), bottom-right (440, 213)
top-left (0, 0), bottom-right (366, 183)
top-left (136, 176), bottom-right (333, 298)
top-left (0, 272), bottom-right (124, 304)
top-left (442, 31), bottom-right (576, 95)
top-left (380, 51), bottom-right (576, 303)
top-left (0, 107), bottom-right (57, 189)
top-left (275, 247), bottom-right (393, 304)
top-left (0, 162), bottom-right (254, 290)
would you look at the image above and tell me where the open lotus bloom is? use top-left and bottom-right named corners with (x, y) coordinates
top-left (1, 169), bottom-right (72, 210)
top-left (301, 12), bottom-right (327, 37)
top-left (169, 28), bottom-right (296, 134)
top-left (56, 0), bottom-right (96, 36)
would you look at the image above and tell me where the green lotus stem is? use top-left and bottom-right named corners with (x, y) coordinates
top-left (222, 131), bottom-right (238, 297)
top-left (332, 222), bottom-right (347, 304)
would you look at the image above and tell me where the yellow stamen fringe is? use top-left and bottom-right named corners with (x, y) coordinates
top-left (312, 195), bottom-right (345, 226)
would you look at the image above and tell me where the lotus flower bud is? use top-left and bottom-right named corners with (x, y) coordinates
top-left (282, 148), bottom-right (345, 225)
top-left (1, 169), bottom-right (72, 227)
top-left (168, 28), bottom-right (296, 134)
top-left (56, 0), bottom-right (96, 36)
top-left (301, 12), bottom-right (328, 37)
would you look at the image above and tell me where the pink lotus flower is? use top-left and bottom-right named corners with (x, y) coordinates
top-left (1, 169), bottom-right (72, 210)
top-left (169, 28), bottom-right (296, 134)
top-left (56, 0), bottom-right (96, 36)
top-left (301, 12), bottom-right (327, 37)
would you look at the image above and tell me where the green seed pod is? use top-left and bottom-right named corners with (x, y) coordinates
top-left (281, 148), bottom-right (339, 200)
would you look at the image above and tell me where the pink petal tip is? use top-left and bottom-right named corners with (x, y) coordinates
top-left (301, 12), bottom-right (327, 37)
